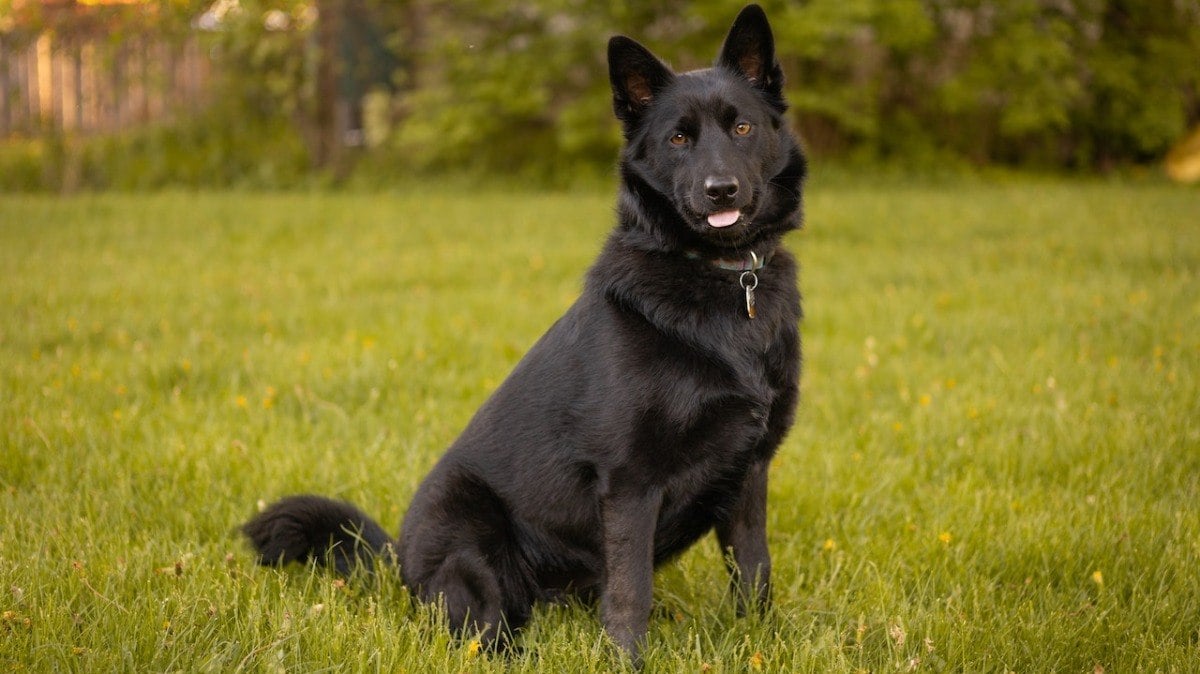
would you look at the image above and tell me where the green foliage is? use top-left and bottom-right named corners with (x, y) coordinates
top-left (84, 108), bottom-right (311, 190)
top-left (3, 0), bottom-right (1198, 187)
top-left (1075, 0), bottom-right (1200, 165)
top-left (388, 2), bottom-right (632, 182)
top-left (0, 140), bottom-right (46, 191)
top-left (377, 0), bottom-right (1200, 177)
top-left (0, 0), bottom-right (317, 190)
top-left (0, 105), bottom-right (311, 192)
top-left (1, 181), bottom-right (1198, 670)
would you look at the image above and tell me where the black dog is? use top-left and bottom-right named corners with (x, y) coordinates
top-left (242, 4), bottom-right (805, 663)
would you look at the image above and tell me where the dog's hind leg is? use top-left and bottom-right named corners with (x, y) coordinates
top-left (418, 548), bottom-right (518, 651)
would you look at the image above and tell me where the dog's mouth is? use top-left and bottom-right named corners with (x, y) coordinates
top-left (706, 209), bottom-right (742, 228)
top-left (689, 192), bottom-right (759, 232)
top-left (679, 193), bottom-right (758, 236)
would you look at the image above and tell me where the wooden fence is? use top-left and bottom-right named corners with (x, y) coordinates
top-left (0, 33), bottom-right (213, 137)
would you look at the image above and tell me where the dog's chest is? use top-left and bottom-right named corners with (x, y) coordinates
top-left (627, 339), bottom-right (778, 475)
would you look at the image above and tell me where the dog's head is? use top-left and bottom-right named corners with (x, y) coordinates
top-left (608, 4), bottom-right (805, 251)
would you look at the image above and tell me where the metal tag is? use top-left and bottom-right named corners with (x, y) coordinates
top-left (740, 271), bottom-right (758, 319)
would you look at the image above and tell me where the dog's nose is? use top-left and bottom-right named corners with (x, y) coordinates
top-left (704, 177), bottom-right (739, 204)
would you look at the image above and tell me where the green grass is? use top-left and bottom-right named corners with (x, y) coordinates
top-left (1, 179), bottom-right (1197, 672)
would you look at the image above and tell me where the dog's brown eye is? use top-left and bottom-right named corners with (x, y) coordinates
top-left (734, 122), bottom-right (753, 136)
top-left (670, 133), bottom-right (688, 146)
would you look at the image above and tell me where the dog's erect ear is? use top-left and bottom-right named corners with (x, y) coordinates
top-left (717, 4), bottom-right (786, 111)
top-left (608, 36), bottom-right (675, 127)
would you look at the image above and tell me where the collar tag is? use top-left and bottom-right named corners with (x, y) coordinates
top-left (740, 269), bottom-right (759, 319)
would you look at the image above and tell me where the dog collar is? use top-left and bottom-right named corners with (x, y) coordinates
top-left (684, 248), bottom-right (772, 319)
top-left (685, 248), bottom-right (772, 273)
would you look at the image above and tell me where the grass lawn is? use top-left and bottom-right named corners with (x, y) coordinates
top-left (1, 178), bottom-right (1198, 672)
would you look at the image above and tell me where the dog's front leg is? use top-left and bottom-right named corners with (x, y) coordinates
top-left (600, 485), bottom-right (663, 665)
top-left (716, 459), bottom-right (771, 614)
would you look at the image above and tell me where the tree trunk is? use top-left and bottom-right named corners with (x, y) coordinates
top-left (313, 0), bottom-right (342, 171)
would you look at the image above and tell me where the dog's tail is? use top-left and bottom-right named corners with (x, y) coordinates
top-left (241, 494), bottom-right (397, 575)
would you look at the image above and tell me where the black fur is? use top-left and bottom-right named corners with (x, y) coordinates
top-left (242, 4), bottom-right (805, 664)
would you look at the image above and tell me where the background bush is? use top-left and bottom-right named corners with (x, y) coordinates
top-left (2, 0), bottom-right (1198, 189)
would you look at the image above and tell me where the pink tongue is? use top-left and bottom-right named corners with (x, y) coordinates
top-left (707, 210), bottom-right (741, 228)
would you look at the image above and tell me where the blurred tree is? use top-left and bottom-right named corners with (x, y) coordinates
top-left (208, 0), bottom-right (415, 174)
top-left (421, 0), bottom-right (1198, 174)
top-left (920, 0), bottom-right (1087, 164)
top-left (391, 0), bottom-right (646, 182)
top-left (748, 0), bottom-right (1199, 168)
top-left (386, 0), bottom-right (1199, 176)
top-left (4, 0), bottom-right (1197, 187)
top-left (1075, 0), bottom-right (1200, 168)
